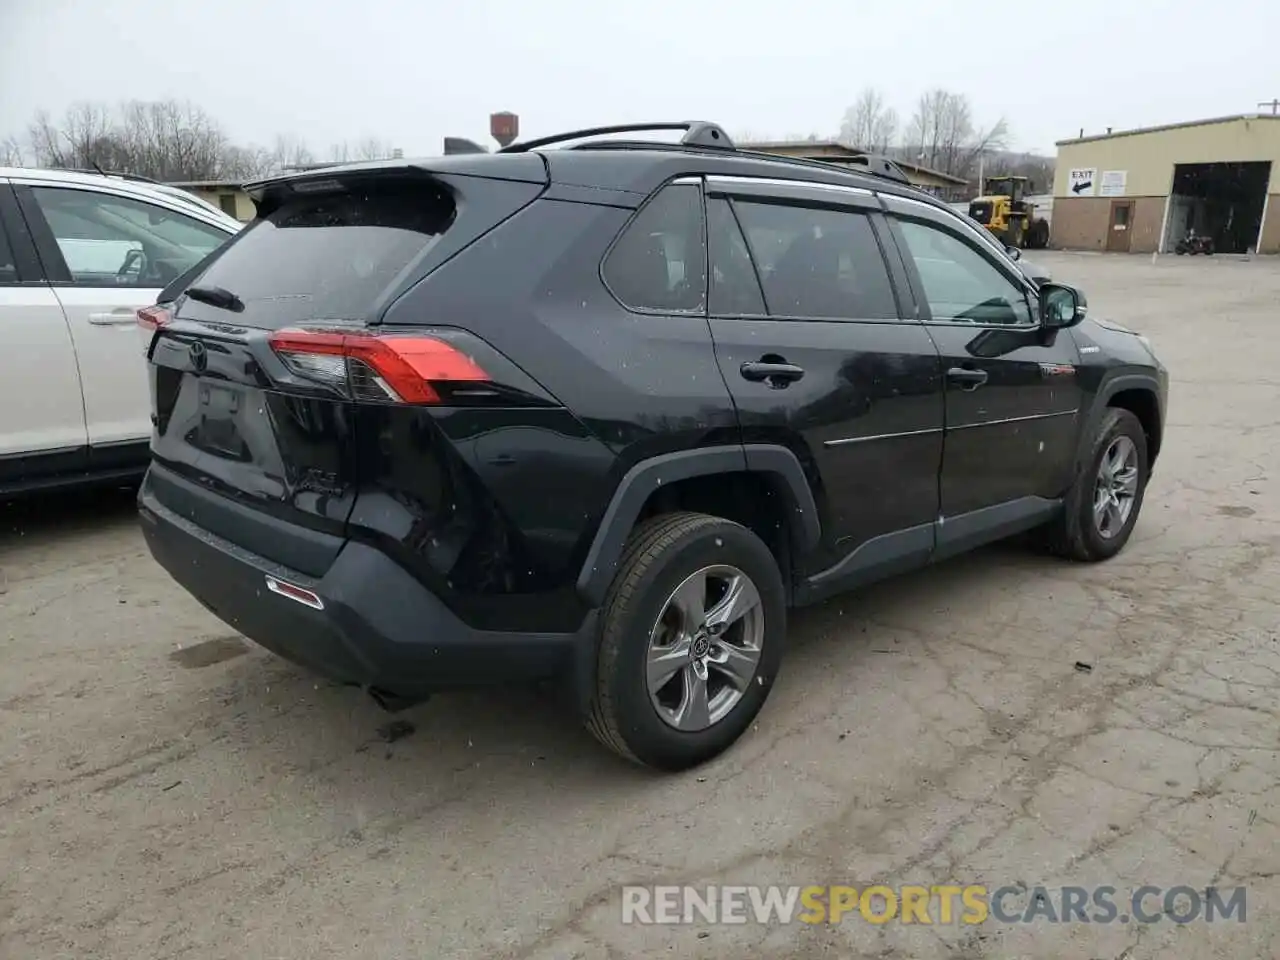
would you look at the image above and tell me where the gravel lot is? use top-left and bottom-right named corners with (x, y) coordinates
top-left (3, 252), bottom-right (1278, 959)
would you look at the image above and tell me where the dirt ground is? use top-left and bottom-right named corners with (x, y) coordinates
top-left (2, 252), bottom-right (1277, 959)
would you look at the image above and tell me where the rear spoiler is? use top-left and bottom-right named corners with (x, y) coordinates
top-left (243, 154), bottom-right (548, 216)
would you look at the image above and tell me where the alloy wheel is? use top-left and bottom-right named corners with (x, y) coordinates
top-left (645, 564), bottom-right (765, 732)
top-left (1093, 435), bottom-right (1140, 539)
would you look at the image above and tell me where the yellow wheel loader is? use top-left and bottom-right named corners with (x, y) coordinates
top-left (968, 176), bottom-right (1051, 249)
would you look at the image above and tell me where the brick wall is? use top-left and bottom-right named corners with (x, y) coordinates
top-left (1051, 196), bottom-right (1170, 253)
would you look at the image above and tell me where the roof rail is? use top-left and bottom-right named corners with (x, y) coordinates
top-left (731, 149), bottom-right (914, 188)
top-left (499, 121), bottom-right (734, 154)
top-left (62, 166), bottom-right (163, 185)
top-left (839, 153), bottom-right (912, 186)
top-left (495, 121), bottom-right (919, 191)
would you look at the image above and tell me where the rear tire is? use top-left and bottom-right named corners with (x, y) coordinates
top-left (1031, 219), bottom-right (1050, 249)
top-left (585, 512), bottom-right (786, 771)
top-left (1043, 408), bottom-right (1148, 562)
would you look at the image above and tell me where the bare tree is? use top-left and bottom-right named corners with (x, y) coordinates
top-left (23, 100), bottom-right (234, 180)
top-left (271, 134), bottom-right (315, 171)
top-left (1, 134), bottom-right (24, 166)
top-left (27, 103), bottom-right (116, 169)
top-left (838, 88), bottom-right (899, 153)
top-left (116, 100), bottom-right (230, 180)
top-left (904, 88), bottom-right (1008, 181)
top-left (219, 144), bottom-right (276, 180)
top-left (353, 136), bottom-right (391, 160)
top-left (8, 100), bottom-right (385, 181)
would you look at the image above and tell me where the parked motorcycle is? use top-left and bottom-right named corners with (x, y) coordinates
top-left (1175, 231), bottom-right (1215, 255)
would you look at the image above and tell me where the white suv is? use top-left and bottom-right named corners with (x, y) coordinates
top-left (0, 168), bottom-right (241, 494)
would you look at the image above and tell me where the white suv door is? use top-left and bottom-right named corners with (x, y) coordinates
top-left (18, 183), bottom-right (232, 448)
top-left (0, 184), bottom-right (87, 470)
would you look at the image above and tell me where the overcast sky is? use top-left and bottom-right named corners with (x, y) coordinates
top-left (2, 0), bottom-right (1277, 158)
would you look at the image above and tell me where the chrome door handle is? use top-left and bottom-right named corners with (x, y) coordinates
top-left (88, 311), bottom-right (139, 327)
top-left (946, 366), bottom-right (989, 390)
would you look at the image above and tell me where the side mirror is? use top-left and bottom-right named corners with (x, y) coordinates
top-left (1039, 282), bottom-right (1087, 329)
top-left (1004, 244), bottom-right (1022, 261)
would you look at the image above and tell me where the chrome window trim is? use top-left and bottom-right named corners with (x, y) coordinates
top-left (705, 175), bottom-right (874, 199)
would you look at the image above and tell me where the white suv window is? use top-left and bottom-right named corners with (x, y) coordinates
top-left (29, 186), bottom-right (229, 288)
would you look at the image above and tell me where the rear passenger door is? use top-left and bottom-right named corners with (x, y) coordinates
top-left (702, 176), bottom-right (944, 585)
top-left (0, 182), bottom-right (89, 485)
top-left (15, 181), bottom-right (230, 451)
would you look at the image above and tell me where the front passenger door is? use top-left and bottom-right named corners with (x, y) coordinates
top-left (883, 199), bottom-right (1082, 545)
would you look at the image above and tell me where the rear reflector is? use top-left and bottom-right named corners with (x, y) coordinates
top-left (268, 328), bottom-right (489, 404)
top-left (265, 576), bottom-right (325, 610)
top-left (138, 305), bottom-right (172, 330)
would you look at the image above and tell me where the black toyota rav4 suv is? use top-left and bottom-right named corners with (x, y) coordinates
top-left (138, 122), bottom-right (1168, 771)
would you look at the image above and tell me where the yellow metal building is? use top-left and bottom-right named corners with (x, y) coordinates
top-left (167, 180), bottom-right (255, 222)
top-left (1052, 114), bottom-right (1280, 254)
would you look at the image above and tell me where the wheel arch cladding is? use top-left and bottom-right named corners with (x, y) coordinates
top-left (1103, 380), bottom-right (1162, 468)
top-left (575, 446), bottom-right (821, 607)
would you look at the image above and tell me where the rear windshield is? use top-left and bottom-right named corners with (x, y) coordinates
top-left (188, 178), bottom-right (455, 327)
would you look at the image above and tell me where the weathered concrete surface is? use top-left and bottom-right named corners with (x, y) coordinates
top-left (2, 252), bottom-right (1277, 959)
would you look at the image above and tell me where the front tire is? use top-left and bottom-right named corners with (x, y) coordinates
top-left (1044, 408), bottom-right (1149, 561)
top-left (585, 512), bottom-right (786, 771)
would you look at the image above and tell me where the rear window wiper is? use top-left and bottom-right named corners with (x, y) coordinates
top-left (184, 284), bottom-right (245, 313)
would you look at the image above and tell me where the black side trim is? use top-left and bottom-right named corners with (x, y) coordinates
top-left (0, 444), bottom-right (148, 497)
top-left (1098, 372), bottom-right (1161, 406)
top-left (797, 522), bottom-right (934, 606)
top-left (574, 445), bottom-right (821, 606)
top-left (934, 496), bottom-right (1061, 562)
top-left (0, 183), bottom-right (46, 283)
top-left (88, 440), bottom-right (151, 472)
top-left (741, 445), bottom-right (822, 551)
top-left (12, 185), bottom-right (72, 283)
top-left (541, 183), bottom-right (644, 207)
top-left (796, 496), bottom-right (1062, 606)
top-left (1087, 371), bottom-right (1164, 471)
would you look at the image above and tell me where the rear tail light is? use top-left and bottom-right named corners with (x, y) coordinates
top-left (267, 328), bottom-right (490, 404)
top-left (138, 305), bottom-right (172, 330)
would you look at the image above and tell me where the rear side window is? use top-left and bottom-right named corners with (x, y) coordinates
top-left (191, 179), bottom-right (455, 327)
top-left (732, 200), bottom-right (897, 320)
top-left (603, 183), bottom-right (706, 314)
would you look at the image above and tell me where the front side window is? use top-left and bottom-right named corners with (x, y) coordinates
top-left (29, 186), bottom-right (229, 288)
top-left (896, 218), bottom-right (1033, 326)
top-left (603, 183), bottom-right (706, 314)
top-left (731, 200), bottom-right (897, 320)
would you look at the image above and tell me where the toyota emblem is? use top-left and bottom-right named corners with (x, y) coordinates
top-left (189, 340), bottom-right (208, 373)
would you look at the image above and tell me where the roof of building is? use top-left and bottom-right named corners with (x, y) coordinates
top-left (1057, 113), bottom-right (1280, 146)
top-left (739, 141), bottom-right (968, 185)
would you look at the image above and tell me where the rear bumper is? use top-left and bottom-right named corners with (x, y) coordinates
top-left (139, 475), bottom-right (595, 698)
